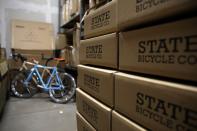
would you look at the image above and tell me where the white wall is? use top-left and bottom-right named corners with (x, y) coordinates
top-left (0, 0), bottom-right (59, 56)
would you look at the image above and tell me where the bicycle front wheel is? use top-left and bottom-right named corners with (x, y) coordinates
top-left (49, 72), bottom-right (76, 103)
top-left (11, 71), bottom-right (37, 98)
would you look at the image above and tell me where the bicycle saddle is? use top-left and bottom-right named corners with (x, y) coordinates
top-left (53, 58), bottom-right (65, 61)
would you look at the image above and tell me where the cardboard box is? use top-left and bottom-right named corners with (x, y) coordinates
top-left (0, 59), bottom-right (8, 114)
top-left (9, 54), bottom-right (45, 69)
top-left (112, 111), bottom-right (147, 131)
top-left (72, 23), bottom-right (80, 67)
top-left (62, 0), bottom-right (71, 23)
top-left (72, 48), bottom-right (79, 67)
top-left (62, 4), bottom-right (67, 23)
top-left (117, 0), bottom-right (197, 30)
top-left (0, 60), bottom-right (8, 77)
top-left (115, 72), bottom-right (197, 131)
top-left (78, 65), bottom-right (116, 107)
top-left (55, 34), bottom-right (67, 50)
top-left (76, 88), bottom-right (111, 131)
top-left (0, 48), bottom-right (6, 59)
top-left (76, 111), bottom-right (96, 131)
top-left (89, 0), bottom-right (96, 8)
top-left (60, 48), bottom-right (69, 64)
top-left (84, 0), bottom-right (117, 38)
top-left (119, 17), bottom-right (197, 82)
top-left (12, 19), bottom-right (54, 50)
top-left (80, 33), bottom-right (118, 68)
top-left (70, 0), bottom-right (80, 16)
top-left (9, 49), bottom-right (53, 69)
top-left (73, 23), bottom-right (80, 50)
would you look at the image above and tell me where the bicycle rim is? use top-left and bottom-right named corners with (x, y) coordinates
top-left (49, 72), bottom-right (76, 103)
top-left (11, 71), bottom-right (36, 98)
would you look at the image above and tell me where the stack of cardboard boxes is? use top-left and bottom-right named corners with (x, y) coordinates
top-left (10, 19), bottom-right (55, 68)
top-left (116, 1), bottom-right (197, 130)
top-left (77, 0), bottom-right (197, 131)
top-left (62, 0), bottom-right (80, 24)
top-left (57, 23), bottom-right (80, 68)
top-left (10, 19), bottom-right (80, 68)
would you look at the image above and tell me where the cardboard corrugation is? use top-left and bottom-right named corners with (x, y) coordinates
top-left (112, 111), bottom-right (147, 131)
top-left (119, 17), bottom-right (197, 81)
top-left (76, 88), bottom-right (111, 131)
top-left (78, 65), bottom-right (116, 107)
top-left (76, 111), bottom-right (96, 131)
top-left (115, 72), bottom-right (197, 131)
top-left (80, 33), bottom-right (118, 68)
top-left (84, 0), bottom-right (117, 38)
top-left (117, 0), bottom-right (197, 30)
top-left (12, 19), bottom-right (54, 50)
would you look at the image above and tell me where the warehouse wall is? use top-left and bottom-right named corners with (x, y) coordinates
top-left (0, 0), bottom-right (59, 56)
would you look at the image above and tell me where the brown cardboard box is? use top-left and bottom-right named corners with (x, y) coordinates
top-left (78, 65), bottom-right (116, 107)
top-left (62, 4), bottom-right (67, 23)
top-left (0, 48), bottom-right (6, 59)
top-left (60, 48), bottom-right (69, 64)
top-left (115, 72), bottom-right (197, 131)
top-left (76, 88), bottom-right (111, 131)
top-left (12, 19), bottom-right (54, 50)
top-left (72, 23), bottom-right (80, 67)
top-left (71, 47), bottom-right (79, 67)
top-left (9, 53), bottom-right (45, 69)
top-left (89, 0), bottom-right (96, 8)
top-left (70, 0), bottom-right (80, 16)
top-left (55, 34), bottom-right (67, 50)
top-left (0, 60), bottom-right (8, 77)
top-left (62, 0), bottom-right (71, 23)
top-left (0, 59), bottom-right (8, 114)
top-left (112, 111), bottom-right (147, 131)
top-left (117, 0), bottom-right (197, 30)
top-left (76, 111), bottom-right (96, 131)
top-left (60, 46), bottom-right (79, 67)
top-left (80, 33), bottom-right (118, 68)
top-left (9, 49), bottom-right (53, 69)
top-left (73, 23), bottom-right (80, 50)
top-left (119, 17), bottom-right (197, 82)
top-left (84, 0), bottom-right (117, 38)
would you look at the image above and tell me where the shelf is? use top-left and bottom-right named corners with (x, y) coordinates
top-left (61, 13), bottom-right (80, 29)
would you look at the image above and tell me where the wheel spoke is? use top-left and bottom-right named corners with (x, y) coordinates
top-left (49, 72), bottom-right (76, 103)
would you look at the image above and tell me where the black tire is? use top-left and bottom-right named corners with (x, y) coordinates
top-left (49, 72), bottom-right (76, 103)
top-left (11, 71), bottom-right (37, 98)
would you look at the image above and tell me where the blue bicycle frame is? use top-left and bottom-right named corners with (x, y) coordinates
top-left (24, 64), bottom-right (64, 91)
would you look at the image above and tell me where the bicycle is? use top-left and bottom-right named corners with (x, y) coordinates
top-left (11, 53), bottom-right (76, 103)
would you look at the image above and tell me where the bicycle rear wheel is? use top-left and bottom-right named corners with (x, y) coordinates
top-left (49, 72), bottom-right (76, 103)
top-left (11, 71), bottom-right (37, 98)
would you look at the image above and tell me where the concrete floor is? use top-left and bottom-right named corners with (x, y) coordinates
top-left (0, 93), bottom-right (77, 131)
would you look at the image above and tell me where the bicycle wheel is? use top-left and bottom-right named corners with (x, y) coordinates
top-left (11, 71), bottom-right (37, 98)
top-left (49, 72), bottom-right (76, 103)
